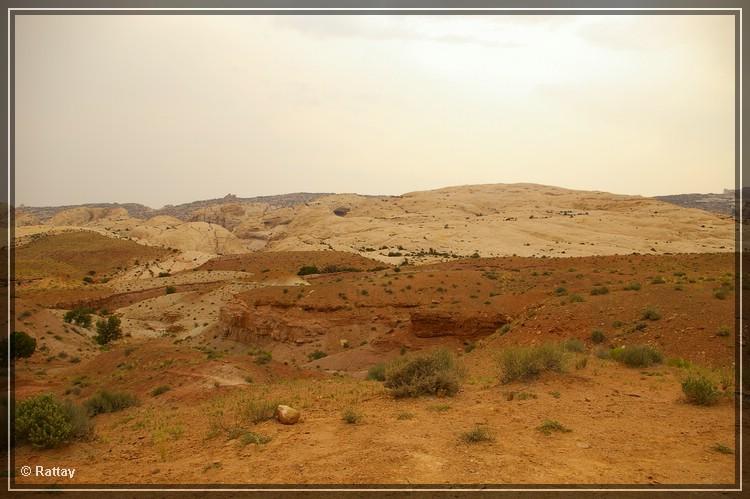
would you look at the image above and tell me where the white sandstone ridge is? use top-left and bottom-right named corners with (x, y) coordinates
top-left (14, 183), bottom-right (735, 260)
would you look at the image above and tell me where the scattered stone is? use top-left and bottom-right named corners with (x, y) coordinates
top-left (276, 405), bottom-right (300, 425)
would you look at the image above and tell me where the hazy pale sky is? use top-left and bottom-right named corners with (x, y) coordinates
top-left (15, 14), bottom-right (735, 208)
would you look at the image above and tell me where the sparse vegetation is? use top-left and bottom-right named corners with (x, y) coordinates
top-left (623, 282), bottom-right (641, 291)
top-left (342, 408), bottom-right (361, 424)
top-left (537, 419), bottom-right (571, 435)
top-left (15, 394), bottom-right (91, 448)
top-left (590, 286), bottom-right (609, 295)
top-left (499, 343), bottom-right (565, 383)
top-left (95, 315), bottom-right (122, 345)
top-left (297, 265), bottom-right (320, 276)
top-left (460, 425), bottom-right (493, 443)
top-left (610, 345), bottom-right (662, 367)
top-left (84, 390), bottom-right (138, 416)
top-left (640, 307), bottom-right (662, 321)
top-left (165, 286), bottom-right (177, 294)
top-left (307, 350), bottom-right (327, 361)
top-left (64, 307), bottom-right (93, 328)
top-left (562, 338), bottom-right (584, 353)
top-left (366, 363), bottom-right (386, 381)
top-left (383, 349), bottom-right (463, 398)
top-left (590, 330), bottom-right (606, 344)
top-left (711, 443), bottom-right (733, 454)
top-left (682, 373), bottom-right (720, 406)
top-left (3, 331), bottom-right (37, 360)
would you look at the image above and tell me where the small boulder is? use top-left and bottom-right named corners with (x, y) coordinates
top-left (275, 405), bottom-right (300, 425)
top-left (333, 207), bottom-right (350, 217)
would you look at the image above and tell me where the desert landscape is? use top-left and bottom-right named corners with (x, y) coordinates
top-left (7, 11), bottom-right (742, 492)
top-left (7, 183), bottom-right (739, 486)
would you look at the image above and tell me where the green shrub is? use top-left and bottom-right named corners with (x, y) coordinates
top-left (165, 286), bottom-right (177, 295)
top-left (562, 338), bottom-right (584, 353)
top-left (590, 286), bottom-right (609, 296)
top-left (64, 307), bottom-right (93, 328)
top-left (383, 349), bottom-right (463, 398)
top-left (717, 326), bottom-right (731, 337)
top-left (641, 307), bottom-right (661, 321)
top-left (682, 373), bottom-right (720, 406)
top-left (7, 331), bottom-right (37, 359)
top-left (366, 363), bottom-right (386, 381)
top-left (254, 350), bottom-right (272, 365)
top-left (590, 330), bottom-right (606, 344)
top-left (610, 345), bottom-right (662, 367)
top-left (460, 425), bottom-right (493, 443)
top-left (537, 419), bottom-right (571, 435)
top-left (554, 287), bottom-right (567, 296)
top-left (623, 282), bottom-right (641, 291)
top-left (84, 390), bottom-right (137, 416)
top-left (569, 294), bottom-right (584, 303)
top-left (297, 266), bottom-right (319, 276)
top-left (95, 316), bottom-right (122, 345)
top-left (15, 394), bottom-right (90, 448)
top-left (651, 276), bottom-right (665, 284)
top-left (151, 385), bottom-right (171, 397)
top-left (308, 350), bottom-right (327, 361)
top-left (499, 343), bottom-right (565, 384)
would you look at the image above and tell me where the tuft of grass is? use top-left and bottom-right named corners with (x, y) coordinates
top-left (427, 404), bottom-right (451, 412)
top-left (590, 330), bottom-right (606, 344)
top-left (610, 345), bottom-right (663, 368)
top-left (499, 343), bottom-right (565, 384)
top-left (711, 443), bottom-right (733, 454)
top-left (623, 282), bottom-right (641, 291)
top-left (640, 307), bottom-right (662, 321)
top-left (237, 398), bottom-right (281, 424)
top-left (396, 412), bottom-right (415, 420)
top-left (342, 408), bottom-right (361, 424)
top-left (460, 425), bottom-right (494, 443)
top-left (651, 276), bottom-right (665, 284)
top-left (554, 286), bottom-right (567, 296)
top-left (568, 294), bottom-right (584, 303)
top-left (575, 357), bottom-right (588, 370)
top-left (383, 349), bottom-right (463, 398)
top-left (590, 286), bottom-right (609, 296)
top-left (537, 419), bottom-right (571, 435)
top-left (713, 289), bottom-right (728, 300)
top-left (239, 431), bottom-right (271, 446)
top-left (562, 338), bottom-right (585, 353)
top-left (717, 326), bottom-right (731, 337)
top-left (682, 373), bottom-right (720, 406)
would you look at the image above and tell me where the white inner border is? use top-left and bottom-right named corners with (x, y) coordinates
top-left (5, 5), bottom-right (744, 494)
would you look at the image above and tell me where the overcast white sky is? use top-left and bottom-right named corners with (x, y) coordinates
top-left (15, 14), bottom-right (735, 208)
